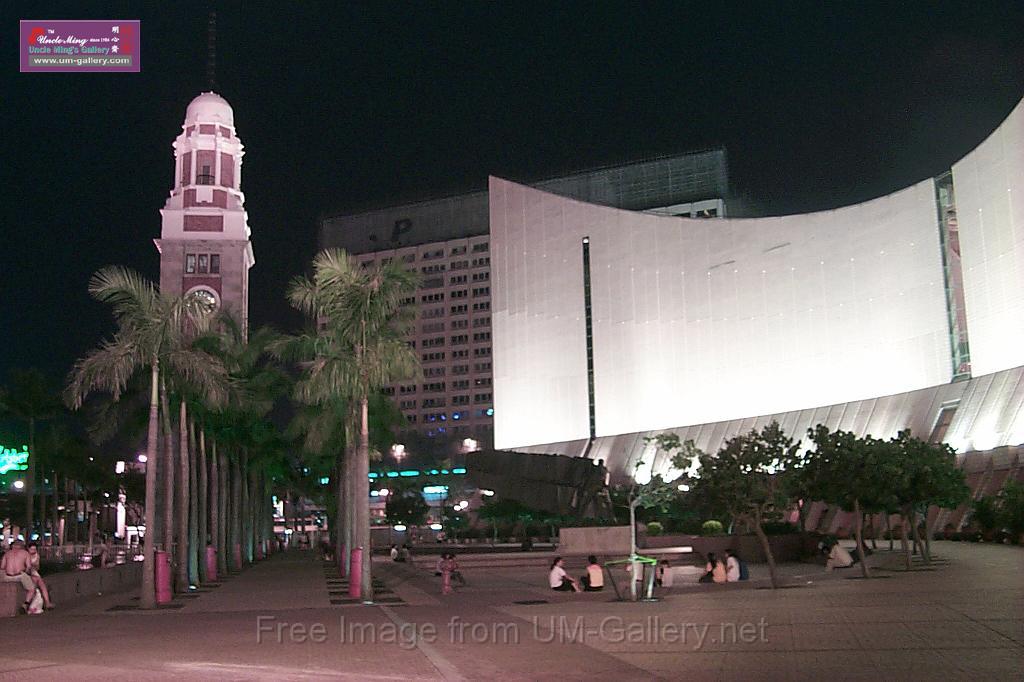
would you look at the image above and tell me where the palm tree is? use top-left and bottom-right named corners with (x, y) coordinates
top-left (1, 369), bottom-right (61, 539)
top-left (280, 249), bottom-right (418, 599)
top-left (66, 267), bottom-right (228, 608)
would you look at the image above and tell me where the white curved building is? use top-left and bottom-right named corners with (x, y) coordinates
top-left (491, 98), bottom-right (1024, 481)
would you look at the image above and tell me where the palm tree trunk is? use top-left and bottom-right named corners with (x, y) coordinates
top-left (24, 417), bottom-right (36, 539)
top-left (218, 447), bottom-right (228, 575)
top-left (198, 429), bottom-right (209, 583)
top-left (335, 454), bottom-right (346, 574)
top-left (240, 450), bottom-right (251, 563)
top-left (356, 396), bottom-right (372, 600)
top-left (213, 441), bottom-right (226, 577)
top-left (248, 465), bottom-right (258, 562)
top-left (160, 381), bottom-right (174, 556)
top-left (188, 417), bottom-right (200, 585)
top-left (51, 472), bottom-right (60, 547)
top-left (175, 400), bottom-right (191, 593)
top-left (38, 472), bottom-right (47, 543)
top-left (231, 456), bottom-right (242, 571)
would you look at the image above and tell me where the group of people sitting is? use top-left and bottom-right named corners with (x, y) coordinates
top-left (549, 555), bottom-right (604, 592)
top-left (698, 550), bottom-right (748, 584)
top-left (1, 540), bottom-right (55, 612)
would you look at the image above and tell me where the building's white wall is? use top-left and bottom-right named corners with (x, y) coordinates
top-left (491, 176), bottom-right (952, 449)
top-left (953, 99), bottom-right (1024, 376)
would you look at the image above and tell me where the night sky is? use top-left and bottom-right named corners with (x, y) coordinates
top-left (2, 2), bottom-right (1023, 389)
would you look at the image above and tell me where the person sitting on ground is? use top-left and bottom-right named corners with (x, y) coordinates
top-left (580, 555), bottom-right (604, 591)
top-left (699, 552), bottom-right (727, 584)
top-left (655, 559), bottom-right (669, 587)
top-left (725, 549), bottom-right (741, 583)
top-left (434, 553), bottom-right (445, 576)
top-left (446, 552), bottom-right (466, 587)
top-left (25, 542), bottom-right (54, 609)
top-left (825, 540), bottom-right (854, 571)
top-left (390, 544), bottom-right (401, 562)
top-left (2, 540), bottom-right (40, 612)
top-left (549, 556), bottom-right (580, 592)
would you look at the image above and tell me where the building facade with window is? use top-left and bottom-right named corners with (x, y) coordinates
top-left (491, 99), bottom-right (1024, 482)
top-left (319, 150), bottom-right (733, 453)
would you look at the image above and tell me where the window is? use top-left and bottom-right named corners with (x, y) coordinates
top-left (450, 304), bottom-right (468, 315)
top-left (199, 164), bottom-right (213, 185)
top-left (472, 316), bottom-right (490, 328)
top-left (422, 249), bottom-right (444, 260)
top-left (473, 393), bottom-right (492, 403)
top-left (421, 264), bottom-right (446, 274)
top-left (399, 399), bottom-right (416, 410)
top-left (401, 254), bottom-right (416, 263)
top-left (474, 377), bottom-right (492, 387)
top-left (424, 366), bottom-right (446, 378)
top-left (450, 246), bottom-right (467, 256)
top-left (452, 365), bottom-right (469, 376)
top-left (422, 382), bottom-right (446, 393)
top-left (452, 379), bottom-right (470, 389)
top-left (473, 331), bottom-right (491, 342)
top-left (450, 319), bottom-right (468, 330)
top-left (451, 334), bottom-right (469, 345)
top-left (422, 306), bottom-right (445, 318)
top-left (421, 398), bottom-right (446, 408)
top-left (472, 242), bottom-right (490, 253)
top-left (400, 296), bottom-right (416, 306)
top-left (198, 254), bottom-right (209, 274)
top-left (449, 275), bottom-right (467, 285)
top-left (399, 384), bottom-right (417, 394)
top-left (452, 395), bottom-right (470, 405)
top-left (422, 352), bottom-right (446, 363)
top-left (473, 347), bottom-right (491, 358)
top-left (452, 349), bottom-right (469, 359)
top-left (422, 337), bottom-right (445, 348)
top-left (474, 362), bottom-right (492, 372)
top-left (382, 387), bottom-right (395, 396)
top-left (422, 322), bottom-right (445, 334)
top-left (450, 260), bottom-right (469, 270)
top-left (472, 287), bottom-right (490, 297)
top-left (406, 415), bottom-right (417, 424)
top-left (421, 277), bottom-right (444, 289)
top-left (472, 301), bottom-right (490, 312)
top-left (421, 293), bottom-right (444, 303)
top-left (185, 254), bottom-right (197, 273)
top-left (472, 257), bottom-right (490, 268)
top-left (472, 271), bottom-right (490, 282)
top-left (209, 254), bottom-right (220, 274)
top-left (451, 289), bottom-right (468, 299)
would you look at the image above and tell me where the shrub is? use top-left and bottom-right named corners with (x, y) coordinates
top-left (760, 520), bottom-right (798, 535)
top-left (646, 521), bottom-right (664, 536)
top-left (701, 520), bottom-right (724, 536)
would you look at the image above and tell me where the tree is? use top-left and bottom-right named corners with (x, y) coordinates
top-left (280, 249), bottom-right (419, 600)
top-left (888, 430), bottom-right (969, 567)
top-left (66, 267), bottom-right (227, 608)
top-left (0, 368), bottom-right (62, 537)
top-left (385, 489), bottom-right (429, 527)
top-left (996, 480), bottom-right (1024, 542)
top-left (805, 426), bottom-right (898, 578)
top-left (688, 422), bottom-right (799, 589)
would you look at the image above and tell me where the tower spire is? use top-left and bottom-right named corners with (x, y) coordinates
top-left (206, 10), bottom-right (217, 90)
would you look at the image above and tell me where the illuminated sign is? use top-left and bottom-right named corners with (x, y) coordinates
top-left (0, 445), bottom-right (30, 475)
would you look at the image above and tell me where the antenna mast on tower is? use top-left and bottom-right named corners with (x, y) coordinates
top-left (206, 10), bottom-right (217, 90)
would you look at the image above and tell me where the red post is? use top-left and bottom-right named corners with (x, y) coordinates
top-left (155, 550), bottom-right (172, 604)
top-left (256, 542), bottom-right (264, 561)
top-left (205, 546), bottom-right (217, 582)
top-left (233, 543), bottom-right (242, 571)
top-left (348, 546), bottom-right (362, 599)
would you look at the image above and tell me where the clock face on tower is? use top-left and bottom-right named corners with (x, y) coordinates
top-left (186, 288), bottom-right (218, 315)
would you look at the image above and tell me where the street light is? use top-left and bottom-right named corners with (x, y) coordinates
top-left (12, 480), bottom-right (24, 490)
top-left (137, 454), bottom-right (148, 463)
top-left (391, 444), bottom-right (406, 463)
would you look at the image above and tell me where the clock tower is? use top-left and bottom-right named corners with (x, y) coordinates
top-left (155, 91), bottom-right (254, 334)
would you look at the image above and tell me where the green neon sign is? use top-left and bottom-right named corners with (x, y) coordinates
top-left (0, 445), bottom-right (30, 475)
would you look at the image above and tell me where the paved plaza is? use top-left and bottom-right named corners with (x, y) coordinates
top-left (0, 542), bottom-right (1019, 680)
